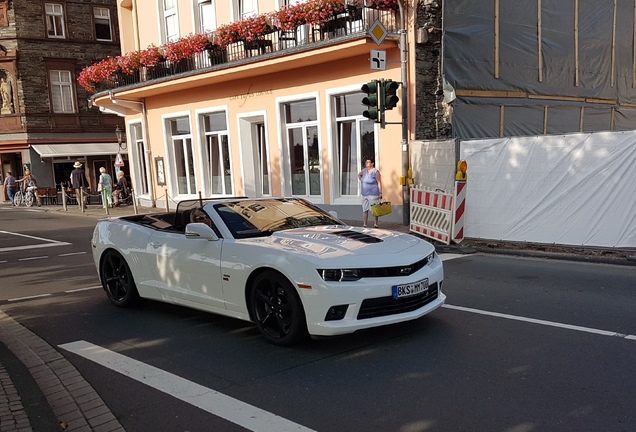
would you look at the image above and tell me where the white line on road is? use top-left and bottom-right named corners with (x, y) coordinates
top-left (0, 230), bottom-right (71, 252)
top-left (59, 340), bottom-right (318, 432)
top-left (18, 256), bottom-right (48, 261)
top-left (8, 294), bottom-right (52, 302)
top-left (443, 304), bottom-right (636, 341)
top-left (58, 252), bottom-right (87, 257)
top-left (65, 286), bottom-right (101, 293)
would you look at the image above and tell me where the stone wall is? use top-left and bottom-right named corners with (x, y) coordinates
top-left (11, 0), bottom-right (121, 131)
top-left (414, 0), bottom-right (452, 140)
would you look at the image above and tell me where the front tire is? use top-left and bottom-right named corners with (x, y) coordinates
top-left (100, 250), bottom-right (140, 307)
top-left (13, 190), bottom-right (22, 206)
top-left (250, 270), bottom-right (308, 346)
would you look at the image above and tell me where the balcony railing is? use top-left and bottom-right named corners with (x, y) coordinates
top-left (97, 7), bottom-right (398, 93)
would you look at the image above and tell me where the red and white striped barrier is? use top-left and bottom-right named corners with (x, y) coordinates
top-left (410, 181), bottom-right (466, 244)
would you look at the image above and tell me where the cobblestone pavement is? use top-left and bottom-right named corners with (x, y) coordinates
top-left (1, 200), bottom-right (634, 431)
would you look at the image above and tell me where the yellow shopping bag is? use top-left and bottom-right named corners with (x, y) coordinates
top-left (371, 201), bottom-right (392, 217)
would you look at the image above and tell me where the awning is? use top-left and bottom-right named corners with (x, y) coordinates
top-left (31, 143), bottom-right (121, 158)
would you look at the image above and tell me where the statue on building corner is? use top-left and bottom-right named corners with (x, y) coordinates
top-left (1, 76), bottom-right (14, 115)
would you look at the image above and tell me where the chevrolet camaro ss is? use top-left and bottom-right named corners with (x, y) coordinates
top-left (92, 197), bottom-right (445, 345)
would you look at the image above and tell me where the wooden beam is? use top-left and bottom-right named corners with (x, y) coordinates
top-left (500, 105), bottom-right (504, 137)
top-left (528, 94), bottom-right (585, 102)
top-left (455, 89), bottom-right (527, 98)
top-left (495, 0), bottom-right (500, 79)
top-left (538, 0), bottom-right (543, 82)
top-left (543, 106), bottom-right (548, 134)
top-left (579, 106), bottom-right (584, 131)
top-left (574, 0), bottom-right (579, 86)
top-left (585, 97), bottom-right (618, 105)
top-left (611, 0), bottom-right (617, 88)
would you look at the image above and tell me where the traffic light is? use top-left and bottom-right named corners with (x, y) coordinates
top-left (383, 79), bottom-right (400, 110)
top-left (361, 80), bottom-right (380, 122)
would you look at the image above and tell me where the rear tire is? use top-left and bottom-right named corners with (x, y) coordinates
top-left (24, 191), bottom-right (34, 207)
top-left (249, 270), bottom-right (308, 346)
top-left (100, 250), bottom-right (140, 307)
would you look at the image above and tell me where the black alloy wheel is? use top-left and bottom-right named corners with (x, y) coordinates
top-left (100, 250), bottom-right (140, 307)
top-left (250, 270), bottom-right (308, 346)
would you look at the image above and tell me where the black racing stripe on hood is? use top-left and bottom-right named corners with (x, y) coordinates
top-left (330, 230), bottom-right (383, 243)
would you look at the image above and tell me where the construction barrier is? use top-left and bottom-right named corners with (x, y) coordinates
top-left (410, 181), bottom-right (466, 244)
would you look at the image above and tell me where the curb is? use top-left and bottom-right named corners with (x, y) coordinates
top-left (0, 310), bottom-right (125, 432)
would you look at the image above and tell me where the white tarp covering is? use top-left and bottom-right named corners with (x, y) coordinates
top-left (410, 139), bottom-right (456, 193)
top-left (461, 131), bottom-right (636, 248)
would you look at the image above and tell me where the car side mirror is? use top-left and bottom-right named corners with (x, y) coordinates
top-left (185, 223), bottom-right (219, 241)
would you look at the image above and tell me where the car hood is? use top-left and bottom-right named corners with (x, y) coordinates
top-left (247, 225), bottom-right (433, 259)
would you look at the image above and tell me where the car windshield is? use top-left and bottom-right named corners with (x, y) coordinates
top-left (214, 198), bottom-right (341, 239)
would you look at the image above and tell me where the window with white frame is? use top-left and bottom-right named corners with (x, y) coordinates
top-left (45, 3), bottom-right (65, 38)
top-left (167, 117), bottom-right (197, 195)
top-left (49, 70), bottom-right (75, 113)
top-left (197, 0), bottom-right (216, 34)
top-left (234, 0), bottom-right (257, 20)
top-left (131, 123), bottom-right (149, 195)
top-left (256, 123), bottom-right (270, 195)
top-left (94, 7), bottom-right (112, 41)
top-left (163, 0), bottom-right (179, 42)
top-left (282, 99), bottom-right (320, 196)
top-left (334, 92), bottom-right (376, 196)
top-left (201, 112), bottom-right (232, 195)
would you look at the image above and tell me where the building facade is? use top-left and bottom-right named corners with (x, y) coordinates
top-left (90, 0), bottom-right (418, 221)
top-left (0, 0), bottom-right (124, 198)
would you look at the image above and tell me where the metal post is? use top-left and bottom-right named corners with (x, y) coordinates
top-left (132, 189), bottom-right (138, 214)
top-left (165, 187), bottom-right (169, 211)
top-left (398, 0), bottom-right (410, 226)
top-left (62, 186), bottom-right (67, 211)
top-left (79, 188), bottom-right (85, 213)
top-left (102, 189), bottom-right (109, 215)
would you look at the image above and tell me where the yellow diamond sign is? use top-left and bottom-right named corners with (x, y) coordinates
top-left (369, 19), bottom-right (388, 46)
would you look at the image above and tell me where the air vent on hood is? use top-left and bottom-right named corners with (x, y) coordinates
top-left (330, 230), bottom-right (383, 243)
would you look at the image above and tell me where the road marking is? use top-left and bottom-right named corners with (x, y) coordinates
top-left (0, 230), bottom-right (71, 252)
top-left (65, 286), bottom-right (101, 293)
top-left (439, 253), bottom-right (465, 262)
top-left (443, 304), bottom-right (636, 341)
top-left (18, 256), bottom-right (48, 261)
top-left (58, 252), bottom-right (87, 257)
top-left (8, 294), bottom-right (52, 302)
top-left (59, 341), bottom-right (318, 432)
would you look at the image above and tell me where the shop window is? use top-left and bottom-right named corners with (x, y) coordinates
top-left (334, 92), bottom-right (376, 197)
top-left (282, 99), bottom-right (321, 197)
top-left (201, 112), bottom-right (232, 195)
top-left (167, 117), bottom-right (197, 195)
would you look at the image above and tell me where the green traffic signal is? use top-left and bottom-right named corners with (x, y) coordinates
top-left (384, 79), bottom-right (400, 110)
top-left (361, 80), bottom-right (380, 121)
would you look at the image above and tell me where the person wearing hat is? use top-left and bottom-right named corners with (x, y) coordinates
top-left (70, 161), bottom-right (89, 210)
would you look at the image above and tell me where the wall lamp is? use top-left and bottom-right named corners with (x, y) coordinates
top-left (115, 125), bottom-right (126, 150)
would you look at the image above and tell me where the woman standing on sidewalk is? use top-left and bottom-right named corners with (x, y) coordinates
top-left (358, 157), bottom-right (382, 228)
top-left (98, 167), bottom-right (113, 208)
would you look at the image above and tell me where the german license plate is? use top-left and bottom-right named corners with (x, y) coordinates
top-left (392, 279), bottom-right (429, 299)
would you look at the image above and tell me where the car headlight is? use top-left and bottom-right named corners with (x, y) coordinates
top-left (317, 269), bottom-right (362, 281)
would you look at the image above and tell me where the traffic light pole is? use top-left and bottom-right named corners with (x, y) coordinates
top-left (398, 0), bottom-right (409, 226)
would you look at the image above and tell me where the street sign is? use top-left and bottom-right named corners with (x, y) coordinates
top-left (368, 19), bottom-right (388, 46)
top-left (114, 151), bottom-right (125, 167)
top-left (370, 50), bottom-right (386, 71)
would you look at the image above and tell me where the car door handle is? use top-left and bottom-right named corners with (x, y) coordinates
top-left (150, 242), bottom-right (162, 249)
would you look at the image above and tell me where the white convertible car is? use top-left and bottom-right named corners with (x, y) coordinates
top-left (92, 197), bottom-right (445, 345)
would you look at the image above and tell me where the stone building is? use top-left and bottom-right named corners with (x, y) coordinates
top-left (0, 0), bottom-right (123, 199)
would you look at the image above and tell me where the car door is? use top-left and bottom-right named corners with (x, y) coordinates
top-left (145, 228), bottom-right (225, 310)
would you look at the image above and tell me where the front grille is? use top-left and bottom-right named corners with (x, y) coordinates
top-left (357, 283), bottom-right (439, 320)
top-left (359, 254), bottom-right (434, 278)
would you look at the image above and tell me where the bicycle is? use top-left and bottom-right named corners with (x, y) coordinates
top-left (13, 186), bottom-right (36, 207)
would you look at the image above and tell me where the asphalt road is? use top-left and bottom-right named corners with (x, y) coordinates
top-left (1, 207), bottom-right (635, 432)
